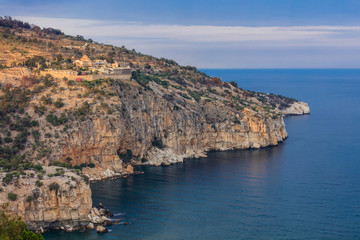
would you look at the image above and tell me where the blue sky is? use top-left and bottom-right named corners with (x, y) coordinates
top-left (1, 0), bottom-right (360, 68)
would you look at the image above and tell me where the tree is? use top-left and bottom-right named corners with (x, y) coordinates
top-left (0, 210), bottom-right (44, 240)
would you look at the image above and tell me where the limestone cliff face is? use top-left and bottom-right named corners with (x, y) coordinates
top-left (280, 101), bottom-right (310, 115)
top-left (0, 167), bottom-right (92, 231)
top-left (56, 80), bottom-right (293, 177)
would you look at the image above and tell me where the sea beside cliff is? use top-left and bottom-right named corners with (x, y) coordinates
top-left (44, 69), bottom-right (360, 240)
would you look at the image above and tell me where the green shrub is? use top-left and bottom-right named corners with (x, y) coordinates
top-left (0, 211), bottom-right (44, 239)
top-left (26, 195), bottom-right (34, 203)
top-left (49, 182), bottom-right (60, 191)
top-left (152, 137), bottom-right (165, 149)
top-left (44, 133), bottom-right (52, 138)
top-left (81, 175), bottom-right (89, 184)
top-left (54, 99), bottom-right (64, 108)
top-left (40, 95), bottom-right (52, 105)
top-left (88, 163), bottom-right (95, 168)
top-left (75, 101), bottom-right (91, 116)
top-left (229, 81), bottom-right (238, 88)
top-left (7, 192), bottom-right (17, 201)
top-left (3, 173), bottom-right (14, 184)
top-left (66, 80), bottom-right (75, 86)
top-left (33, 164), bottom-right (43, 171)
top-left (46, 113), bottom-right (68, 126)
top-left (118, 150), bottom-right (133, 162)
top-left (35, 180), bottom-right (43, 187)
top-left (188, 90), bottom-right (202, 102)
top-left (182, 93), bottom-right (191, 100)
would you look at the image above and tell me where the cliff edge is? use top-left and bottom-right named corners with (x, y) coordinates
top-left (0, 17), bottom-right (310, 231)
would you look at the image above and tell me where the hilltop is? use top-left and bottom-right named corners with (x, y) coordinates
top-left (0, 16), bottom-right (309, 232)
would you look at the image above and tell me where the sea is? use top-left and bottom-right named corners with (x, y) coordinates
top-left (44, 69), bottom-right (360, 240)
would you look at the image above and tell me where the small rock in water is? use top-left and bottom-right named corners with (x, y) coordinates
top-left (105, 209), bottom-right (113, 217)
top-left (99, 208), bottom-right (106, 215)
top-left (96, 225), bottom-right (108, 233)
top-left (123, 222), bottom-right (130, 225)
top-left (64, 225), bottom-right (74, 232)
top-left (98, 203), bottom-right (104, 209)
top-left (87, 222), bottom-right (95, 230)
top-left (103, 220), bottom-right (113, 226)
top-left (100, 216), bottom-right (111, 223)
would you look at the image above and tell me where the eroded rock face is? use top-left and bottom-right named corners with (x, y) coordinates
top-left (280, 101), bottom-right (310, 115)
top-left (0, 167), bottom-right (92, 231)
top-left (55, 81), bottom-right (293, 179)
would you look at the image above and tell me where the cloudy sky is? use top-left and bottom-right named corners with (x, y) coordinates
top-left (1, 0), bottom-right (360, 68)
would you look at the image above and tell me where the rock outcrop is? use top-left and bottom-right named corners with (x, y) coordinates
top-left (280, 101), bottom-right (310, 115)
top-left (0, 167), bottom-right (92, 231)
top-left (55, 80), bottom-right (296, 176)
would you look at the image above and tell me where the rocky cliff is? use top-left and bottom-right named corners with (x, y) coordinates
top-left (56, 79), bottom-right (307, 176)
top-left (0, 18), bottom-right (310, 231)
top-left (0, 167), bottom-right (92, 231)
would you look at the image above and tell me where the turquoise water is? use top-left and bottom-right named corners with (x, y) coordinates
top-left (44, 69), bottom-right (360, 239)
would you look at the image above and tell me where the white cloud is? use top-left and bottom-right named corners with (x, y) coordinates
top-left (15, 16), bottom-right (360, 44)
top-left (14, 16), bottom-right (360, 68)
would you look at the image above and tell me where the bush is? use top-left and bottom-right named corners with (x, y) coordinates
top-left (0, 210), bottom-right (44, 239)
top-left (81, 175), bottom-right (89, 184)
top-left (229, 81), bottom-right (238, 88)
top-left (118, 150), bottom-right (133, 162)
top-left (88, 163), bottom-right (95, 168)
top-left (54, 99), bottom-right (64, 108)
top-left (66, 80), bottom-right (75, 86)
top-left (35, 180), bottom-right (43, 187)
top-left (49, 182), bottom-right (60, 191)
top-left (46, 113), bottom-right (68, 126)
top-left (3, 173), bottom-right (14, 184)
top-left (152, 137), bottom-right (165, 149)
top-left (33, 164), bottom-right (43, 171)
top-left (26, 195), bottom-right (34, 203)
top-left (40, 95), bottom-right (52, 105)
top-left (7, 192), bottom-right (17, 201)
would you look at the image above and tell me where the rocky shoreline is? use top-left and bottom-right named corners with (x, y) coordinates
top-left (0, 101), bottom-right (309, 233)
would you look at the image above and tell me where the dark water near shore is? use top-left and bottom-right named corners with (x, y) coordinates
top-left (44, 69), bottom-right (360, 239)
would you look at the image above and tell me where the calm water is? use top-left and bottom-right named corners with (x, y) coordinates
top-left (44, 69), bottom-right (360, 240)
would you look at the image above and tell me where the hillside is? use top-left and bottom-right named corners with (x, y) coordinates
top-left (0, 16), bottom-right (309, 232)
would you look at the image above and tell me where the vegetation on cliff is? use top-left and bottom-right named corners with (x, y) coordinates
top-left (0, 207), bottom-right (44, 240)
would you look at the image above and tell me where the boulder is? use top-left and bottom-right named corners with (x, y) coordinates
top-left (103, 220), bottom-right (113, 226)
top-left (100, 216), bottom-right (111, 223)
top-left (96, 225), bottom-right (108, 233)
top-left (105, 209), bottom-right (113, 217)
top-left (64, 225), bottom-right (74, 232)
top-left (87, 222), bottom-right (95, 230)
top-left (99, 208), bottom-right (106, 215)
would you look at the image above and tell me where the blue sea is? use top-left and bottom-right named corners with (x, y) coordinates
top-left (44, 69), bottom-right (360, 240)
